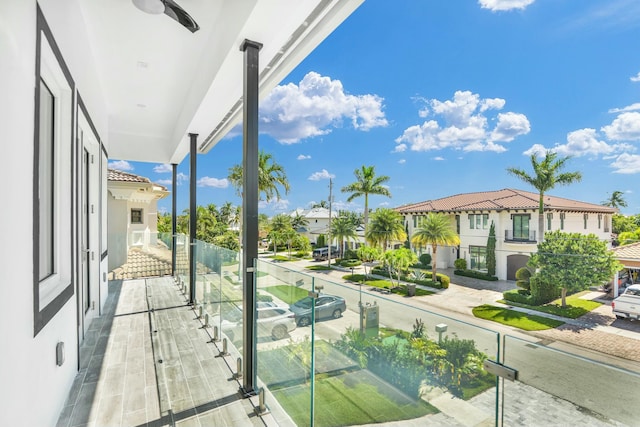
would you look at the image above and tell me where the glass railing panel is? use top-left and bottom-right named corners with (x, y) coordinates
top-left (256, 260), bottom-right (499, 426)
top-left (502, 335), bottom-right (640, 426)
top-left (174, 233), bottom-right (190, 295)
top-left (255, 259), bottom-right (314, 427)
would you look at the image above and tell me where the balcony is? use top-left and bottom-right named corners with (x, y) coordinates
top-left (57, 234), bottom-right (640, 426)
top-left (504, 229), bottom-right (537, 243)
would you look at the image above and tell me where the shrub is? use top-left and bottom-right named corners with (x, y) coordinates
top-left (419, 253), bottom-right (432, 266)
top-left (342, 248), bottom-right (358, 260)
top-left (502, 289), bottom-right (534, 305)
top-left (340, 259), bottom-right (362, 267)
top-left (515, 267), bottom-right (532, 292)
top-left (454, 258), bottom-right (467, 270)
top-left (436, 273), bottom-right (450, 289)
top-left (454, 269), bottom-right (498, 281)
top-left (530, 276), bottom-right (559, 305)
top-left (295, 250), bottom-right (308, 258)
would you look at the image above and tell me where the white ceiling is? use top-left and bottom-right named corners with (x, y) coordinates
top-left (72, 0), bottom-right (364, 164)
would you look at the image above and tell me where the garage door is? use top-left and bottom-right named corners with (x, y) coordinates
top-left (507, 254), bottom-right (529, 281)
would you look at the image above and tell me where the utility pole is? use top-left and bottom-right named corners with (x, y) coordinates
top-left (327, 178), bottom-right (333, 268)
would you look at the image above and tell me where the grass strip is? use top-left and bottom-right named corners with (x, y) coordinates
top-left (264, 285), bottom-right (309, 304)
top-left (472, 304), bottom-right (564, 331)
top-left (500, 291), bottom-right (601, 319)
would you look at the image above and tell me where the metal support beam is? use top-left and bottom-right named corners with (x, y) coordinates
top-left (171, 163), bottom-right (177, 276)
top-left (189, 133), bottom-right (198, 305)
top-left (240, 38), bottom-right (262, 396)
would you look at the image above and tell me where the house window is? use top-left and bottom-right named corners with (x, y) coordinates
top-left (469, 214), bottom-right (488, 230)
top-left (546, 213), bottom-right (553, 231)
top-left (598, 214), bottom-right (602, 229)
top-left (560, 213), bottom-right (566, 230)
top-left (131, 208), bottom-right (143, 224)
top-left (604, 215), bottom-right (610, 232)
top-left (470, 246), bottom-right (487, 271)
top-left (512, 214), bottom-right (530, 240)
top-left (38, 79), bottom-right (55, 281)
top-left (583, 213), bottom-right (589, 229)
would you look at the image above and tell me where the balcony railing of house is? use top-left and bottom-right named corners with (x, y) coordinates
top-left (108, 234), bottom-right (639, 426)
top-left (504, 229), bottom-right (536, 242)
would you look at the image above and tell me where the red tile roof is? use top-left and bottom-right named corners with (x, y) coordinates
top-left (612, 242), bottom-right (640, 260)
top-left (395, 188), bottom-right (615, 214)
top-left (107, 169), bottom-right (167, 190)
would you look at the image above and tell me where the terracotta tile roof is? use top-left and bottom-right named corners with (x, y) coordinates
top-left (395, 188), bottom-right (616, 214)
top-left (612, 242), bottom-right (640, 260)
top-left (108, 169), bottom-right (167, 191)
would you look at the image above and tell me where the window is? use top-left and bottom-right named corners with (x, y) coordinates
top-left (604, 215), bottom-right (610, 232)
top-left (546, 213), bottom-right (553, 231)
top-left (598, 214), bottom-right (602, 229)
top-left (33, 7), bottom-right (75, 335)
top-left (470, 246), bottom-right (487, 271)
top-left (131, 208), bottom-right (143, 224)
top-left (469, 214), bottom-right (488, 230)
top-left (560, 212), bottom-right (566, 230)
top-left (583, 213), bottom-right (589, 229)
top-left (512, 214), bottom-right (530, 240)
top-left (38, 79), bottom-right (55, 281)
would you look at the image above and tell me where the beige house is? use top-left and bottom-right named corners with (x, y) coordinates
top-left (107, 169), bottom-right (169, 270)
top-left (396, 188), bottom-right (615, 280)
top-left (611, 242), bottom-right (640, 297)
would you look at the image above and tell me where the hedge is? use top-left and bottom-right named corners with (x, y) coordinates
top-left (454, 269), bottom-right (498, 281)
top-left (372, 267), bottom-right (449, 289)
top-left (502, 289), bottom-right (534, 305)
top-left (340, 259), bottom-right (362, 267)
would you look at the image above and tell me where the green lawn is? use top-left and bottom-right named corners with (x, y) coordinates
top-left (343, 274), bottom-right (433, 296)
top-left (472, 305), bottom-right (564, 331)
top-left (501, 291), bottom-right (602, 319)
top-left (306, 265), bottom-right (332, 271)
top-left (264, 285), bottom-right (309, 304)
top-left (272, 373), bottom-right (438, 427)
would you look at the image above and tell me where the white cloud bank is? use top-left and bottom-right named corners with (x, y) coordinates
top-left (308, 169), bottom-right (335, 181)
top-left (156, 172), bottom-right (188, 186)
top-left (154, 163), bottom-right (172, 173)
top-left (197, 177), bottom-right (229, 189)
top-left (297, 154), bottom-right (311, 160)
top-left (108, 160), bottom-right (133, 171)
top-left (478, 0), bottom-right (535, 12)
top-left (631, 72), bottom-right (640, 82)
top-left (259, 72), bottom-right (388, 143)
top-left (395, 90), bottom-right (530, 153)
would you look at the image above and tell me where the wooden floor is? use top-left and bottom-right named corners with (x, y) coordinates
top-left (56, 276), bottom-right (276, 427)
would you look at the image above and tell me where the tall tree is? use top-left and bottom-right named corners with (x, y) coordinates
top-left (507, 150), bottom-right (582, 242)
top-left (290, 211), bottom-right (309, 231)
top-left (268, 214), bottom-right (293, 255)
top-left (330, 214), bottom-right (358, 255)
top-left (357, 245), bottom-right (382, 279)
top-left (228, 150), bottom-right (290, 201)
top-left (365, 208), bottom-right (406, 251)
top-left (529, 231), bottom-right (621, 307)
top-left (382, 248), bottom-right (418, 289)
top-left (411, 213), bottom-right (460, 282)
top-left (341, 165), bottom-right (391, 232)
top-left (311, 200), bottom-right (329, 209)
top-left (602, 190), bottom-right (627, 210)
top-left (486, 221), bottom-right (496, 277)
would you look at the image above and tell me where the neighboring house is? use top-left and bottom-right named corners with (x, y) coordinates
top-left (396, 188), bottom-right (615, 280)
top-left (107, 169), bottom-right (169, 271)
top-left (611, 242), bottom-right (640, 297)
top-left (290, 207), bottom-right (337, 245)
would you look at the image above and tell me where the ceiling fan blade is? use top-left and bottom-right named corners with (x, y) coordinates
top-left (163, 0), bottom-right (200, 33)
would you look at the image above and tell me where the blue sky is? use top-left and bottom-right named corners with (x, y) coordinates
top-left (111, 0), bottom-right (640, 216)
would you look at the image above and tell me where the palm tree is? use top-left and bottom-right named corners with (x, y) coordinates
top-left (602, 191), bottom-right (627, 210)
top-left (228, 150), bottom-right (290, 202)
top-left (290, 211), bottom-right (309, 232)
top-left (507, 150), bottom-right (582, 242)
top-left (311, 200), bottom-right (329, 209)
top-left (365, 208), bottom-right (406, 251)
top-left (341, 165), bottom-right (391, 233)
top-left (411, 213), bottom-right (460, 282)
top-left (330, 215), bottom-right (358, 255)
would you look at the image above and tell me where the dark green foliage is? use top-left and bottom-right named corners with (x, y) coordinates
top-left (256, 293), bottom-right (273, 302)
top-left (529, 276), bottom-right (560, 305)
top-left (453, 258), bottom-right (467, 270)
top-left (419, 253), bottom-right (432, 266)
top-left (411, 318), bottom-right (425, 339)
top-left (340, 259), bottom-right (362, 267)
top-left (316, 234), bottom-right (326, 247)
top-left (371, 267), bottom-right (450, 289)
top-left (486, 222), bottom-right (496, 276)
top-left (515, 267), bottom-right (532, 292)
top-left (342, 248), bottom-right (359, 260)
top-left (502, 289), bottom-right (535, 305)
top-left (454, 269), bottom-right (498, 281)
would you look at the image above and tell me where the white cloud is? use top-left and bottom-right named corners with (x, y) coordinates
top-left (197, 177), bottom-right (229, 188)
top-left (259, 71), bottom-right (388, 143)
top-left (631, 72), bottom-right (640, 82)
top-left (259, 199), bottom-right (290, 211)
top-left (523, 144), bottom-right (548, 157)
top-left (297, 154), bottom-right (311, 160)
top-left (332, 200), bottom-right (360, 211)
top-left (395, 90), bottom-right (530, 152)
top-left (434, 156), bottom-right (445, 161)
top-left (379, 202), bottom-right (390, 207)
top-left (609, 103), bottom-right (640, 113)
top-left (479, 0), bottom-right (535, 12)
top-left (158, 172), bottom-right (188, 186)
top-left (602, 112), bottom-right (640, 141)
top-left (108, 160), bottom-right (133, 171)
top-left (553, 128), bottom-right (616, 157)
top-left (393, 143), bottom-right (407, 153)
top-left (490, 112), bottom-right (531, 142)
top-left (611, 153), bottom-right (640, 174)
top-left (308, 169), bottom-right (335, 181)
top-left (156, 179), bottom-right (171, 185)
top-left (154, 163), bottom-right (172, 173)
top-left (398, 159), bottom-right (406, 164)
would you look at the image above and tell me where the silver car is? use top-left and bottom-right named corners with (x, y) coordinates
top-left (215, 304), bottom-right (297, 341)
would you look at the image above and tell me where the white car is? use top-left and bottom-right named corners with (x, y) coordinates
top-left (612, 284), bottom-right (640, 320)
top-left (214, 303), bottom-right (297, 341)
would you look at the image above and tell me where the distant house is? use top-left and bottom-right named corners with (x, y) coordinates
top-left (396, 188), bottom-right (615, 280)
top-left (107, 169), bottom-right (169, 270)
top-left (290, 207), bottom-right (337, 245)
